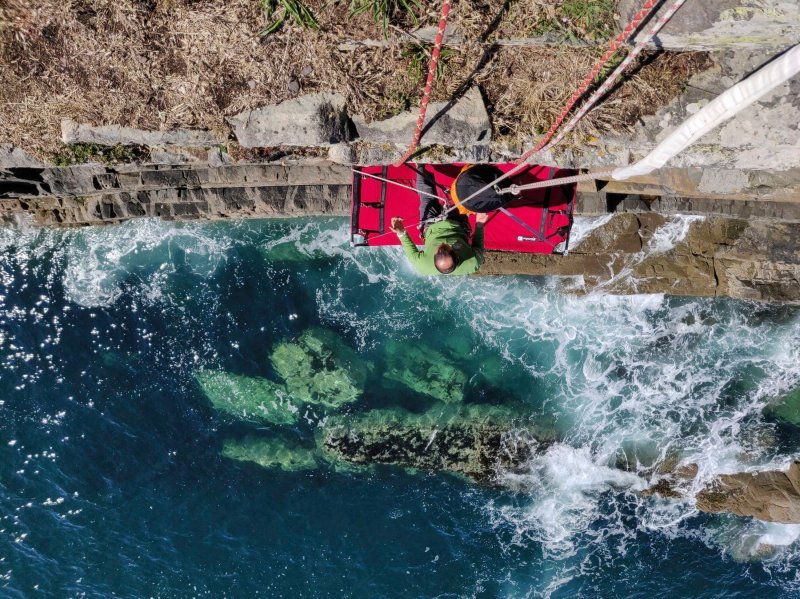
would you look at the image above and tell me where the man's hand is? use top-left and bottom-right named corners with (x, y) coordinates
top-left (475, 213), bottom-right (489, 226)
top-left (391, 217), bottom-right (405, 235)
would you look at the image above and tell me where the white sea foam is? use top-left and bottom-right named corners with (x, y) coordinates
top-left (646, 214), bottom-right (705, 254)
top-left (5, 216), bottom-right (797, 566)
top-left (294, 219), bottom-right (800, 560)
top-left (492, 444), bottom-right (645, 558)
top-left (59, 219), bottom-right (231, 307)
top-left (567, 213), bottom-right (615, 249)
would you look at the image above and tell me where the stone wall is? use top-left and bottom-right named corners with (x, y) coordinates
top-left (1, 160), bottom-right (799, 304)
top-left (0, 162), bottom-right (351, 226)
top-left (481, 213), bottom-right (800, 304)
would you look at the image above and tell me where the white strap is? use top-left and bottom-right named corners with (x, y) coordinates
top-left (612, 44), bottom-right (800, 181)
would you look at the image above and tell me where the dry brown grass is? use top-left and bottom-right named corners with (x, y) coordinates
top-left (0, 0), bottom-right (710, 161)
top-left (482, 49), bottom-right (712, 144)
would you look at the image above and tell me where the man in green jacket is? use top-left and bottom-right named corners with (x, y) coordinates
top-left (390, 167), bottom-right (488, 275)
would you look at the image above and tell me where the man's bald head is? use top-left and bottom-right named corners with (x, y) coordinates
top-left (434, 244), bottom-right (457, 274)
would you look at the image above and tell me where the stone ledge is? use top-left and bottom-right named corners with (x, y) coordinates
top-left (61, 119), bottom-right (220, 147)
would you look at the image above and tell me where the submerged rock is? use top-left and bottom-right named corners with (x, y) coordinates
top-left (222, 436), bottom-right (320, 472)
top-left (270, 328), bottom-right (369, 408)
top-left (383, 340), bottom-right (467, 404)
top-left (195, 370), bottom-right (299, 425)
top-left (764, 387), bottom-right (800, 426)
top-left (319, 404), bottom-right (554, 483)
top-left (695, 462), bottom-right (800, 524)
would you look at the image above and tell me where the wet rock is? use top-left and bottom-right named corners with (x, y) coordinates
top-left (61, 118), bottom-right (219, 147)
top-left (195, 370), bottom-right (300, 425)
top-left (570, 212), bottom-right (647, 254)
top-left (352, 87), bottom-right (491, 148)
top-left (227, 93), bottom-right (352, 147)
top-left (382, 340), bottom-right (467, 404)
top-left (696, 462), bottom-right (800, 523)
top-left (270, 327), bottom-right (369, 408)
top-left (319, 404), bottom-right (555, 482)
top-left (222, 436), bottom-right (320, 472)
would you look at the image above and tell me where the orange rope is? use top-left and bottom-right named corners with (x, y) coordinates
top-left (515, 0), bottom-right (662, 164)
top-left (394, 0), bottom-right (452, 166)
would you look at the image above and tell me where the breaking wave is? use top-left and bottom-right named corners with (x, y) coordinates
top-left (3, 215), bottom-right (800, 593)
top-left (289, 218), bottom-right (800, 565)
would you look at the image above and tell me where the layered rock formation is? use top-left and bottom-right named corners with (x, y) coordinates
top-left (196, 327), bottom-right (370, 424)
top-left (200, 326), bottom-right (800, 524)
top-left (319, 405), bottom-right (554, 482)
top-left (695, 462), bottom-right (800, 523)
top-left (481, 214), bottom-right (800, 304)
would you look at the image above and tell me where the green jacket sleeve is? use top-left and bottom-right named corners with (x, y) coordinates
top-left (471, 224), bottom-right (485, 265)
top-left (399, 233), bottom-right (424, 265)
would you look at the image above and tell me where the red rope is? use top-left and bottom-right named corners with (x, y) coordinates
top-left (515, 0), bottom-right (661, 164)
top-left (394, 0), bottom-right (452, 166)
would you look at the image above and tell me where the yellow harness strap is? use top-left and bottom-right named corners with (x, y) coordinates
top-left (449, 164), bottom-right (477, 215)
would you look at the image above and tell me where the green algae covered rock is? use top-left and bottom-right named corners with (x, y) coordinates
top-left (271, 328), bottom-right (369, 408)
top-left (222, 436), bottom-right (320, 472)
top-left (765, 387), bottom-right (800, 426)
top-left (319, 404), bottom-right (555, 483)
top-left (382, 340), bottom-right (467, 404)
top-left (195, 370), bottom-right (300, 425)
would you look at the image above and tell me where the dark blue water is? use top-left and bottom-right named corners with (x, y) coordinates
top-left (2, 217), bottom-right (800, 598)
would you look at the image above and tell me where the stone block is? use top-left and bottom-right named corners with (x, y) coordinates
top-left (0, 144), bottom-right (44, 169)
top-left (227, 93), bottom-right (352, 147)
top-left (61, 119), bottom-right (219, 147)
top-left (352, 87), bottom-right (491, 148)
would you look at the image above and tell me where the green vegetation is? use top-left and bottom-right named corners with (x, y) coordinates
top-left (402, 43), bottom-right (455, 84)
top-left (346, 0), bottom-right (421, 37)
top-left (595, 48), bottom-right (627, 83)
top-left (524, 0), bottom-right (616, 42)
top-left (260, 0), bottom-right (320, 36)
top-left (52, 143), bottom-right (148, 167)
top-left (195, 370), bottom-right (301, 425)
top-left (561, 0), bottom-right (616, 42)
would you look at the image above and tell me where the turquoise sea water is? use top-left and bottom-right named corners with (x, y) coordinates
top-left (1, 217), bottom-right (800, 598)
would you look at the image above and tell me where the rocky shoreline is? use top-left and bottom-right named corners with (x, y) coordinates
top-left (2, 160), bottom-right (798, 304)
top-left (194, 324), bottom-right (800, 529)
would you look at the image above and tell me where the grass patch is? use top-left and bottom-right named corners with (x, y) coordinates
top-left (260, 0), bottom-right (320, 35)
top-left (345, 0), bottom-right (422, 37)
top-left (492, 0), bottom-right (617, 43)
top-left (52, 143), bottom-right (150, 167)
top-left (0, 0), bottom-right (712, 160)
top-left (401, 43), bottom-right (455, 84)
top-left (561, 0), bottom-right (616, 42)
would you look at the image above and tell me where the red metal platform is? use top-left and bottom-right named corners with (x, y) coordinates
top-left (350, 163), bottom-right (577, 254)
